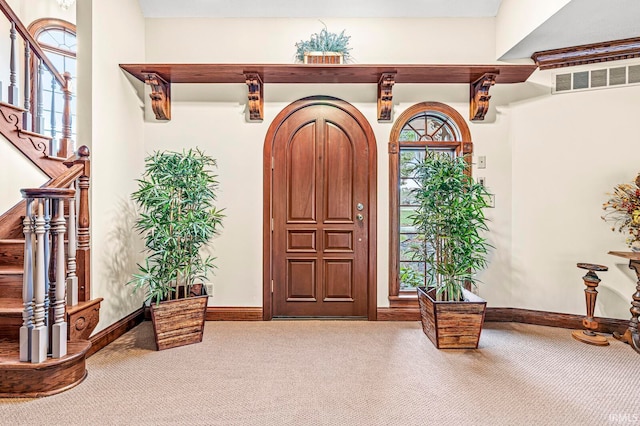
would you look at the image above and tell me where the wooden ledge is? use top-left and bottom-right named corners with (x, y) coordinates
top-left (120, 63), bottom-right (536, 123)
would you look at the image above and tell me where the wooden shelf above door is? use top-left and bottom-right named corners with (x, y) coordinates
top-left (119, 63), bottom-right (537, 122)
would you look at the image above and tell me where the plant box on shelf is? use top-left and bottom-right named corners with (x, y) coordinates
top-left (417, 286), bottom-right (486, 349)
top-left (150, 294), bottom-right (208, 351)
top-left (303, 51), bottom-right (344, 64)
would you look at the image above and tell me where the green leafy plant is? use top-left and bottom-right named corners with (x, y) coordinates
top-left (409, 150), bottom-right (491, 301)
top-left (295, 23), bottom-right (352, 62)
top-left (129, 149), bottom-right (224, 304)
top-left (400, 265), bottom-right (425, 288)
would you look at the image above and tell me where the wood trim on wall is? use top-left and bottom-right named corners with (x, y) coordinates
top-left (532, 37), bottom-right (640, 70)
top-left (378, 306), bottom-right (629, 335)
top-left (87, 307), bottom-right (145, 357)
top-left (206, 307), bottom-right (263, 321)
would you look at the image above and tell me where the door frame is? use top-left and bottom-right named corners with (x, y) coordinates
top-left (263, 96), bottom-right (377, 320)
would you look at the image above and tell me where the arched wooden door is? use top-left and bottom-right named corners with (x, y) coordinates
top-left (263, 97), bottom-right (377, 319)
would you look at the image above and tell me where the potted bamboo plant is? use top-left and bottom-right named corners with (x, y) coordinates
top-left (129, 149), bottom-right (224, 350)
top-left (295, 23), bottom-right (351, 64)
top-left (408, 150), bottom-right (491, 349)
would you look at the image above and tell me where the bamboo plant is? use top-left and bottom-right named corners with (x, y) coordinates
top-left (408, 150), bottom-right (491, 301)
top-left (129, 149), bottom-right (224, 304)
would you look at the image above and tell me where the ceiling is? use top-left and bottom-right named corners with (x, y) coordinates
top-left (137, 0), bottom-right (503, 18)
top-left (136, 0), bottom-right (640, 59)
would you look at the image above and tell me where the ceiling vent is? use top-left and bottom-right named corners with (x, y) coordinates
top-left (552, 64), bottom-right (640, 94)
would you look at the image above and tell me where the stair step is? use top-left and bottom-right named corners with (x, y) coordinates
top-left (0, 265), bottom-right (22, 275)
top-left (0, 239), bottom-right (24, 267)
top-left (0, 298), bottom-right (22, 341)
top-left (0, 339), bottom-right (91, 397)
top-left (0, 298), bottom-right (22, 314)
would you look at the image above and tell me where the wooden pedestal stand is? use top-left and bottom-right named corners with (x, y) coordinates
top-left (572, 263), bottom-right (609, 346)
top-left (608, 251), bottom-right (640, 354)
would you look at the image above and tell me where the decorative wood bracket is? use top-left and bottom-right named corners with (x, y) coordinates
top-left (377, 72), bottom-right (396, 122)
top-left (388, 141), bottom-right (398, 154)
top-left (245, 72), bottom-right (263, 121)
top-left (144, 72), bottom-right (171, 121)
top-left (469, 72), bottom-right (498, 121)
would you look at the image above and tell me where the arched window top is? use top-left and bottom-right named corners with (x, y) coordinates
top-left (28, 18), bottom-right (76, 56)
top-left (37, 28), bottom-right (76, 51)
top-left (391, 101), bottom-right (471, 143)
top-left (399, 111), bottom-right (461, 142)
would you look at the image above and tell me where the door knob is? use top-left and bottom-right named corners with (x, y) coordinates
top-left (357, 214), bottom-right (364, 221)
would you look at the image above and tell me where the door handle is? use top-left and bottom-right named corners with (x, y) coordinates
top-left (357, 214), bottom-right (364, 221)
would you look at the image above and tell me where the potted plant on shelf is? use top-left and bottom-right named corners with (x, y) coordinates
top-left (408, 150), bottom-right (491, 349)
top-left (129, 148), bottom-right (224, 351)
top-left (295, 23), bottom-right (351, 64)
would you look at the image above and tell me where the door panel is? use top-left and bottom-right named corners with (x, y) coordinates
top-left (324, 123), bottom-right (353, 222)
top-left (271, 101), bottom-right (372, 317)
top-left (287, 123), bottom-right (316, 223)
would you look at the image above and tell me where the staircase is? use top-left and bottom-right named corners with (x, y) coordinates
top-left (0, 1), bottom-right (100, 397)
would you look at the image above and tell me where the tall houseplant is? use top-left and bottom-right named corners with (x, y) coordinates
top-left (409, 150), bottom-right (491, 348)
top-left (129, 149), bottom-right (224, 350)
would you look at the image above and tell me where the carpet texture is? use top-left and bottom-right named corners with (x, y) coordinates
top-left (1, 321), bottom-right (639, 425)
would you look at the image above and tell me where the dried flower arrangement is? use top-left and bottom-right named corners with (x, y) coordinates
top-left (602, 174), bottom-right (640, 251)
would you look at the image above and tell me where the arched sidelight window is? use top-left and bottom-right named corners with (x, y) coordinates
top-left (28, 18), bottom-right (77, 149)
top-left (388, 102), bottom-right (473, 306)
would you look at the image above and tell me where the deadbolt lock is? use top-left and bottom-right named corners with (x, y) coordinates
top-left (356, 203), bottom-right (364, 211)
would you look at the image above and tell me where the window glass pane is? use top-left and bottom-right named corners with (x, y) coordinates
top-left (399, 149), bottom-right (424, 177)
top-left (400, 178), bottom-right (419, 205)
top-left (399, 206), bottom-right (418, 230)
top-left (399, 261), bottom-right (425, 290)
top-left (399, 129), bottom-right (419, 141)
top-left (400, 233), bottom-right (423, 261)
top-left (37, 28), bottom-right (76, 52)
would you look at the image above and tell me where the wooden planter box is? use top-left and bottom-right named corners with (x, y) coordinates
top-left (303, 51), bottom-right (344, 64)
top-left (150, 295), bottom-right (208, 351)
top-left (417, 286), bottom-right (486, 349)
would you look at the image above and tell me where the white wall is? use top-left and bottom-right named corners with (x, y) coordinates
top-left (0, 135), bottom-right (48, 212)
top-left (144, 18), bottom-right (496, 64)
top-left (495, 0), bottom-right (570, 59)
top-left (77, 0), bottom-right (146, 333)
top-left (141, 18), bottom-right (510, 310)
top-left (139, 17), bottom-right (640, 320)
top-left (508, 63), bottom-right (640, 318)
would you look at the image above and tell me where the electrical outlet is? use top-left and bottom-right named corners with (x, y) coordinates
top-left (477, 155), bottom-right (486, 169)
top-left (205, 283), bottom-right (214, 297)
top-left (478, 177), bottom-right (486, 187)
top-left (487, 194), bottom-right (495, 208)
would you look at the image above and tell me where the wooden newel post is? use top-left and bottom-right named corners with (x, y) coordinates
top-left (59, 72), bottom-right (73, 158)
top-left (75, 146), bottom-right (91, 302)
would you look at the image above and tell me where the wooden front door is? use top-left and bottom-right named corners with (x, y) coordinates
top-left (264, 97), bottom-right (377, 319)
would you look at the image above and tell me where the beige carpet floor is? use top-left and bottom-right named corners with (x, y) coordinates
top-left (0, 321), bottom-right (639, 425)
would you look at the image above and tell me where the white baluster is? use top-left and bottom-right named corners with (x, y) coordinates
top-left (19, 199), bottom-right (34, 362)
top-left (44, 199), bottom-right (51, 334)
top-left (66, 183), bottom-right (78, 307)
top-left (52, 199), bottom-right (67, 358)
top-left (31, 201), bottom-right (48, 363)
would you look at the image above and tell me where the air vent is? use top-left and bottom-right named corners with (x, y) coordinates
top-left (552, 62), bottom-right (640, 94)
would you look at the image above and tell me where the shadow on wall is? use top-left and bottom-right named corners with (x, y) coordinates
top-left (596, 263), bottom-right (638, 319)
top-left (101, 198), bottom-right (146, 321)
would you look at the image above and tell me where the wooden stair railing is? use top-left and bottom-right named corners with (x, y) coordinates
top-left (19, 187), bottom-right (75, 362)
top-left (0, 0), bottom-right (73, 158)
